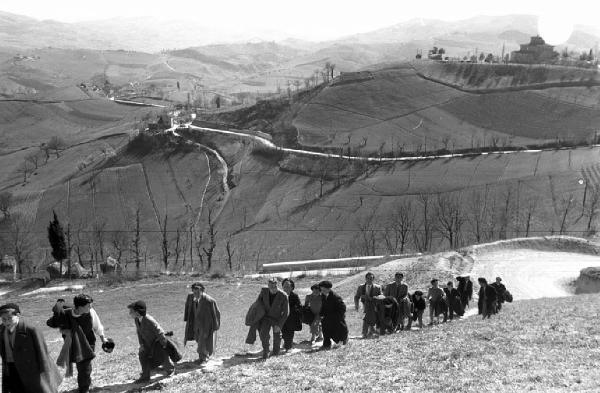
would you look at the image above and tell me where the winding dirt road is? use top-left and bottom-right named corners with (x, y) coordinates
top-left (468, 250), bottom-right (600, 300)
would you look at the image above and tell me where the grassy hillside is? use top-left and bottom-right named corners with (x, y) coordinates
top-left (1, 271), bottom-right (596, 392)
top-left (290, 65), bottom-right (600, 155)
top-left (163, 292), bottom-right (600, 393)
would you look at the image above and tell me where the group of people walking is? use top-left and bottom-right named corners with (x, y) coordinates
top-left (0, 273), bottom-right (510, 392)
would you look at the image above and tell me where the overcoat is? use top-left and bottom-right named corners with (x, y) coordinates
top-left (283, 291), bottom-right (302, 332)
top-left (183, 293), bottom-right (221, 346)
top-left (444, 287), bottom-right (464, 316)
top-left (354, 283), bottom-right (382, 325)
top-left (320, 291), bottom-right (348, 343)
top-left (477, 285), bottom-right (498, 314)
top-left (0, 319), bottom-right (62, 393)
top-left (256, 287), bottom-right (289, 328)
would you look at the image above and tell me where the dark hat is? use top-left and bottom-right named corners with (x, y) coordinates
top-left (413, 291), bottom-right (423, 296)
top-left (101, 338), bottom-right (115, 353)
top-left (191, 282), bottom-right (205, 290)
top-left (0, 303), bottom-right (20, 315)
top-left (318, 280), bottom-right (333, 289)
top-left (127, 300), bottom-right (147, 315)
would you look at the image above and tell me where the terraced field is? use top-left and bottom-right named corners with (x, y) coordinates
top-left (292, 66), bottom-right (600, 155)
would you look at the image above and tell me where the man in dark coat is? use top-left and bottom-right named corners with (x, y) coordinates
top-left (255, 278), bottom-right (289, 359)
top-left (128, 301), bottom-right (175, 383)
top-left (491, 277), bottom-right (507, 311)
top-left (477, 278), bottom-right (497, 319)
top-left (457, 276), bottom-right (473, 310)
top-left (1, 303), bottom-right (62, 393)
top-left (281, 278), bottom-right (302, 351)
top-left (51, 294), bottom-right (107, 393)
top-left (383, 272), bottom-right (411, 331)
top-left (354, 272), bottom-right (383, 338)
top-left (444, 281), bottom-right (463, 320)
top-left (319, 280), bottom-right (348, 349)
top-left (183, 283), bottom-right (221, 363)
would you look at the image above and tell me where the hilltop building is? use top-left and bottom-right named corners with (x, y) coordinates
top-left (510, 35), bottom-right (559, 64)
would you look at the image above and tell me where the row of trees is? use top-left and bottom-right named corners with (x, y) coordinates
top-left (17, 136), bottom-right (67, 183)
top-left (353, 181), bottom-right (600, 256)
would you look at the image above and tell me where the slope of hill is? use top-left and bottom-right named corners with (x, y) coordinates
top-left (290, 65), bottom-right (600, 155)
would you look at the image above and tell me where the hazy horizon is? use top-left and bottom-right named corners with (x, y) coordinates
top-left (2, 0), bottom-right (599, 43)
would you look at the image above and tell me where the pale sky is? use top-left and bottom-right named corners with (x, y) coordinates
top-left (2, 0), bottom-right (599, 41)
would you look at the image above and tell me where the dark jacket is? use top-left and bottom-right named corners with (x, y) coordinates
top-left (283, 291), bottom-right (302, 332)
top-left (478, 285), bottom-right (498, 314)
top-left (50, 304), bottom-right (95, 363)
top-left (444, 287), bottom-right (464, 316)
top-left (411, 294), bottom-right (426, 311)
top-left (491, 282), bottom-right (507, 303)
top-left (257, 288), bottom-right (289, 328)
top-left (320, 291), bottom-right (348, 343)
top-left (0, 319), bottom-right (62, 393)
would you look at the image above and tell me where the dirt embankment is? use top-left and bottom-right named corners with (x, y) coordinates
top-left (413, 62), bottom-right (600, 92)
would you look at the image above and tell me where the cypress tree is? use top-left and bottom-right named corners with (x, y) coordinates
top-left (48, 211), bottom-right (67, 277)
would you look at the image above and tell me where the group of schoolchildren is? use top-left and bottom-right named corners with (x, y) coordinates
top-left (0, 274), bottom-right (510, 392)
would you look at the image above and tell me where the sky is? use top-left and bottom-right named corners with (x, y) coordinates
top-left (2, 0), bottom-right (599, 42)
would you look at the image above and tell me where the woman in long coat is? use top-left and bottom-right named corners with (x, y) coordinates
top-left (318, 281), bottom-right (348, 349)
top-left (184, 283), bottom-right (221, 363)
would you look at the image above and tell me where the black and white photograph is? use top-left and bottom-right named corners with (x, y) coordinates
top-left (0, 0), bottom-right (599, 391)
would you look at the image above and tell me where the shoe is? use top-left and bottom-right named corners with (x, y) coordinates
top-left (134, 376), bottom-right (151, 384)
top-left (164, 368), bottom-right (176, 377)
top-left (319, 345), bottom-right (331, 351)
top-left (316, 336), bottom-right (323, 342)
top-left (262, 351), bottom-right (269, 360)
top-left (342, 338), bottom-right (348, 345)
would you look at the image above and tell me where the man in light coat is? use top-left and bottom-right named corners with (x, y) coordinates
top-left (255, 278), bottom-right (289, 359)
top-left (128, 301), bottom-right (174, 383)
top-left (183, 283), bottom-right (221, 363)
top-left (354, 272), bottom-right (382, 338)
top-left (1, 303), bottom-right (62, 393)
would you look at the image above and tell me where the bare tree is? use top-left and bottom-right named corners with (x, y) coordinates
top-left (16, 161), bottom-right (34, 183)
top-left (412, 194), bottom-right (435, 252)
top-left (40, 143), bottom-right (51, 163)
top-left (111, 230), bottom-right (130, 267)
top-left (330, 63), bottom-right (336, 79)
top-left (194, 231), bottom-right (204, 271)
top-left (47, 136), bottom-right (67, 158)
top-left (161, 214), bottom-right (171, 271)
top-left (585, 185), bottom-right (600, 234)
top-left (203, 209), bottom-right (218, 271)
top-left (383, 199), bottom-right (415, 254)
top-left (225, 234), bottom-right (235, 271)
top-left (436, 193), bottom-right (465, 249)
top-left (558, 194), bottom-right (575, 235)
top-left (172, 226), bottom-right (185, 269)
top-left (91, 219), bottom-right (106, 275)
top-left (523, 197), bottom-right (538, 237)
top-left (7, 214), bottom-right (34, 277)
top-left (466, 189), bottom-right (489, 243)
top-left (0, 192), bottom-right (11, 220)
top-left (24, 151), bottom-right (42, 170)
top-left (357, 215), bottom-right (377, 256)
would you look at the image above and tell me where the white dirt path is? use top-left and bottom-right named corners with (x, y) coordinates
top-left (468, 250), bottom-right (600, 300)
